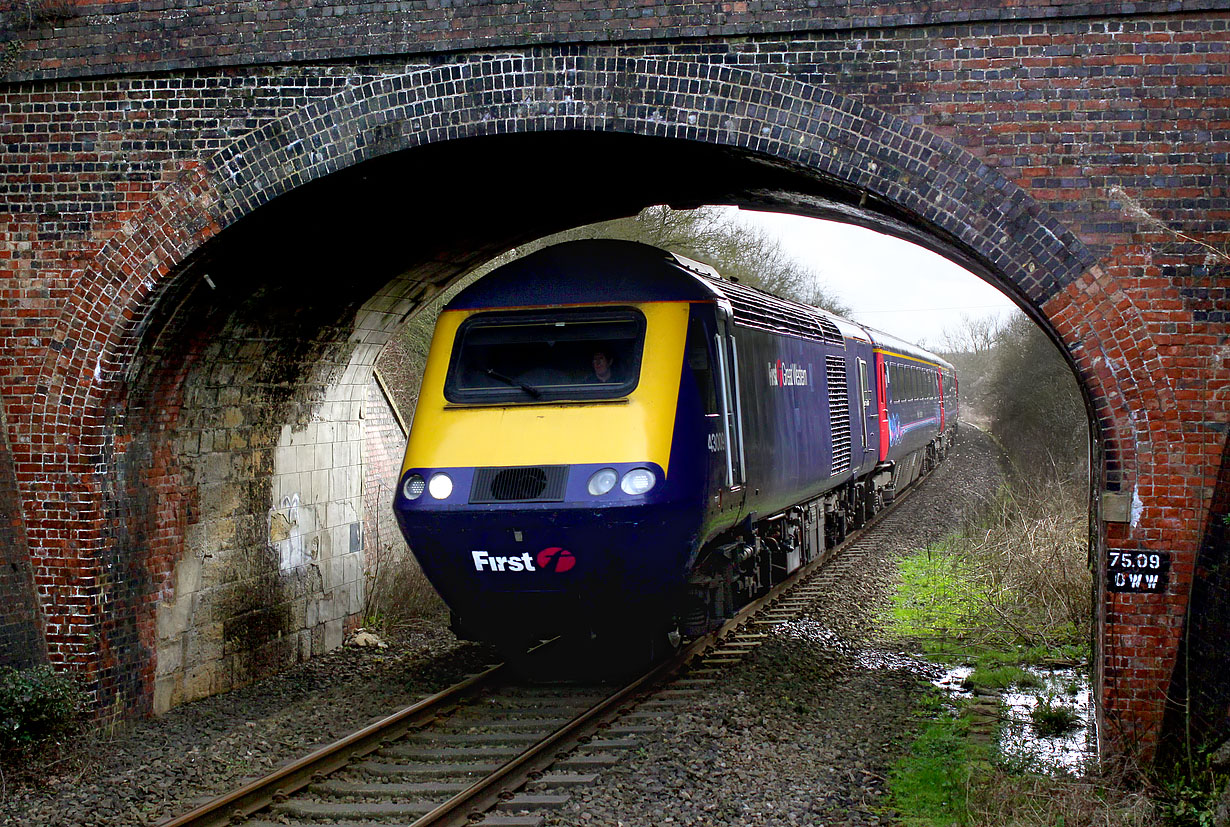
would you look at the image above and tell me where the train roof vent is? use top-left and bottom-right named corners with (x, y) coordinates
top-left (470, 466), bottom-right (568, 504)
top-left (692, 271), bottom-right (845, 347)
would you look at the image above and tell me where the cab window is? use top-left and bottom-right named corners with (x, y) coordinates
top-left (444, 308), bottom-right (645, 404)
top-left (686, 316), bottom-right (720, 416)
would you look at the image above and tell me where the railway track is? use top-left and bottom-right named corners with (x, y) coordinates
top-left (158, 479), bottom-right (922, 827)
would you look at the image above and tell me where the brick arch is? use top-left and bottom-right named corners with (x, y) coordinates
top-left (36, 54), bottom-right (1116, 460)
top-left (24, 54), bottom-right (1177, 736)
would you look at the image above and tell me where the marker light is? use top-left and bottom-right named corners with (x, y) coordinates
top-left (428, 473), bottom-right (454, 500)
top-left (402, 474), bottom-right (425, 501)
top-left (587, 468), bottom-right (619, 496)
top-left (620, 468), bottom-right (656, 495)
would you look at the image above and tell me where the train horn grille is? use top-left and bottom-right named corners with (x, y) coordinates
top-left (470, 466), bottom-right (568, 503)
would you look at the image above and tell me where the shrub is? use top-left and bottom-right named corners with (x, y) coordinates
top-left (0, 665), bottom-right (86, 754)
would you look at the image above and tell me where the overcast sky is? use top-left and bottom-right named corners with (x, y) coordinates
top-left (735, 208), bottom-right (1020, 348)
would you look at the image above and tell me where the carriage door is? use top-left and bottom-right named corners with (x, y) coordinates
top-left (857, 357), bottom-right (874, 455)
top-left (715, 317), bottom-right (746, 488)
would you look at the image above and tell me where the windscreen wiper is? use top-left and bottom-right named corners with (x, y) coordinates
top-left (484, 368), bottom-right (542, 399)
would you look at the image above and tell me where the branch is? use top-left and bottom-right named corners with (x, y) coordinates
top-left (1110, 185), bottom-right (1230, 265)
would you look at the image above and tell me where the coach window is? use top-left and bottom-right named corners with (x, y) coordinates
top-left (445, 308), bottom-right (646, 403)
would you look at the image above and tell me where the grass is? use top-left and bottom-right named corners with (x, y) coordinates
top-left (887, 540), bottom-right (994, 642)
top-left (881, 478), bottom-right (1171, 826)
top-left (884, 482), bottom-right (1091, 658)
top-left (965, 664), bottom-right (1039, 692)
top-left (889, 697), bottom-right (980, 827)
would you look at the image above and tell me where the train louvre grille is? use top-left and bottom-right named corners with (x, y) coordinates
top-left (470, 466), bottom-right (569, 503)
top-left (696, 273), bottom-right (844, 346)
top-left (826, 355), bottom-right (852, 476)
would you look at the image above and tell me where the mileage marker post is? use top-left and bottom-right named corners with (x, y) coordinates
top-left (1107, 550), bottom-right (1170, 593)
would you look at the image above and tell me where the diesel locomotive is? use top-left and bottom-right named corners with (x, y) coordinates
top-left (393, 240), bottom-right (957, 659)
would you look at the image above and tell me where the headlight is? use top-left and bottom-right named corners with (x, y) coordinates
top-left (428, 473), bottom-right (454, 500)
top-left (620, 468), bottom-right (656, 495)
top-left (587, 468), bottom-right (618, 496)
top-left (402, 474), bottom-right (425, 500)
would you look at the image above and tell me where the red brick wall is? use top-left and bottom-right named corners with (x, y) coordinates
top-left (0, 5), bottom-right (1224, 759)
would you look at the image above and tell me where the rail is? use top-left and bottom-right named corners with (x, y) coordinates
top-left (158, 462), bottom-right (924, 827)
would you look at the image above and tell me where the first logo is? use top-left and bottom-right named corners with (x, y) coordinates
top-left (536, 547), bottom-right (576, 573)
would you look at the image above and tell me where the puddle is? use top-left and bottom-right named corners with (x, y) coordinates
top-left (931, 662), bottom-right (1095, 774)
top-left (999, 667), bottom-right (1094, 774)
top-left (931, 664), bottom-right (973, 696)
top-left (769, 619), bottom-right (1094, 773)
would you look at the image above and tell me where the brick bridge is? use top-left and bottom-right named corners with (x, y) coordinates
top-left (0, 0), bottom-right (1225, 760)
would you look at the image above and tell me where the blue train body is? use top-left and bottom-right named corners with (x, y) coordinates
top-left (393, 240), bottom-right (957, 656)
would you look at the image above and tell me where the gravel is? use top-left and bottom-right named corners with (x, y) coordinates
top-left (1, 427), bottom-right (1004, 827)
top-left (0, 623), bottom-right (497, 826)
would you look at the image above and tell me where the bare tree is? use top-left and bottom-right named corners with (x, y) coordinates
top-left (940, 312), bottom-right (1006, 356)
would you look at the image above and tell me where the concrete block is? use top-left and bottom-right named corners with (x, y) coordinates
top-left (155, 638), bottom-right (183, 676)
top-left (1102, 491), bottom-right (1131, 523)
top-left (333, 439), bottom-right (353, 467)
top-left (293, 443), bottom-right (313, 472)
top-left (315, 526), bottom-right (332, 560)
top-left (325, 500), bottom-right (348, 528)
top-left (311, 470), bottom-right (330, 505)
top-left (274, 444), bottom-right (298, 473)
top-left (184, 522), bottom-right (208, 557)
top-left (184, 620), bottom-right (224, 668)
top-left (175, 553), bottom-right (203, 595)
top-left (343, 551), bottom-right (359, 586)
top-left (333, 585), bottom-right (351, 619)
top-left (183, 664), bottom-right (215, 704)
top-left (323, 618), bottom-right (344, 652)
top-left (157, 597), bottom-right (192, 642)
top-left (153, 675), bottom-right (182, 715)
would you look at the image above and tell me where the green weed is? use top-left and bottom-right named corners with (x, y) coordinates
top-left (965, 664), bottom-right (1040, 692)
top-left (886, 540), bottom-right (993, 641)
top-left (1029, 694), bottom-right (1081, 737)
top-left (889, 702), bottom-right (979, 827)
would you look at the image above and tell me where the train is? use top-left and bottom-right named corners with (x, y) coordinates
top-left (393, 239), bottom-right (957, 663)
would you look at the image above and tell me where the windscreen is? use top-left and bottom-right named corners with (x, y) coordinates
top-left (444, 308), bottom-right (646, 404)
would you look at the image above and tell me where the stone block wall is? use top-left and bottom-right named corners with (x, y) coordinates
top-left (145, 275), bottom-right (428, 712)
